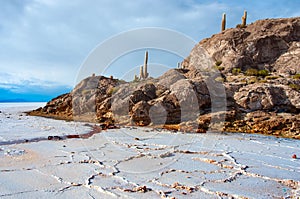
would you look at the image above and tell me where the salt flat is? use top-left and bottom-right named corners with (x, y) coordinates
top-left (0, 103), bottom-right (91, 145)
top-left (0, 104), bottom-right (300, 198)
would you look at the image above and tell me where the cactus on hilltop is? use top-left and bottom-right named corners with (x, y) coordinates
top-left (221, 13), bottom-right (226, 31)
top-left (242, 10), bottom-right (247, 27)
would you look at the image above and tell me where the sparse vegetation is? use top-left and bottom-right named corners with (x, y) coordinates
top-left (245, 68), bottom-right (258, 76)
top-left (215, 76), bottom-right (225, 82)
top-left (293, 74), bottom-right (300, 79)
top-left (214, 61), bottom-right (224, 71)
top-left (108, 87), bottom-right (119, 95)
top-left (247, 77), bottom-right (258, 84)
top-left (289, 83), bottom-right (300, 91)
top-left (245, 68), bottom-right (269, 77)
top-left (258, 69), bottom-right (269, 77)
top-left (215, 60), bottom-right (222, 66)
top-left (217, 66), bottom-right (225, 71)
top-left (232, 68), bottom-right (241, 75)
top-left (259, 79), bottom-right (268, 83)
top-left (156, 89), bottom-right (165, 97)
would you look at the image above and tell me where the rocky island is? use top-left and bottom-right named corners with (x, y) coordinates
top-left (2, 15), bottom-right (300, 199)
top-left (29, 17), bottom-right (300, 139)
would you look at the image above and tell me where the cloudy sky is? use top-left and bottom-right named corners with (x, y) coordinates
top-left (0, 0), bottom-right (299, 101)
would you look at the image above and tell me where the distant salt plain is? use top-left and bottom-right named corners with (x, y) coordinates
top-left (0, 103), bottom-right (299, 198)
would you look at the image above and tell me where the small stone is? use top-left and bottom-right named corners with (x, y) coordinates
top-left (172, 182), bottom-right (180, 188)
top-left (133, 185), bottom-right (150, 193)
top-left (48, 136), bottom-right (63, 140)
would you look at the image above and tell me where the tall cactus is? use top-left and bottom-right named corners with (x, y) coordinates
top-left (221, 13), bottom-right (226, 31)
top-left (241, 10), bottom-right (247, 27)
top-left (140, 65), bottom-right (144, 79)
top-left (144, 51), bottom-right (149, 78)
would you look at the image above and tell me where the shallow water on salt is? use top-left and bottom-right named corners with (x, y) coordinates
top-left (0, 103), bottom-right (91, 144)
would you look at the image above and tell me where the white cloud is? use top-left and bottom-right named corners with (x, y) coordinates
top-left (0, 72), bottom-right (71, 94)
top-left (0, 0), bottom-right (299, 93)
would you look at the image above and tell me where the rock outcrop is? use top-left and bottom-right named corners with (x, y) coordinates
top-left (183, 17), bottom-right (300, 75)
top-left (28, 17), bottom-right (300, 139)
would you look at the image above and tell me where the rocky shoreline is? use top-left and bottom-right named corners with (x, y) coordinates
top-left (28, 17), bottom-right (300, 139)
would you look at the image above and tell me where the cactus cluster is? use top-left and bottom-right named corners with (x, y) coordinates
top-left (221, 10), bottom-right (248, 31)
top-left (133, 51), bottom-right (149, 81)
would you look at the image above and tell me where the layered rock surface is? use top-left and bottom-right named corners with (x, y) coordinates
top-left (183, 17), bottom-right (300, 74)
top-left (29, 17), bottom-right (300, 139)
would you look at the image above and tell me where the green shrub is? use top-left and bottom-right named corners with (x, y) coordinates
top-left (108, 87), bottom-right (119, 95)
top-left (245, 68), bottom-right (269, 77)
top-left (247, 77), bottom-right (258, 84)
top-left (293, 74), bottom-right (300, 79)
top-left (245, 68), bottom-right (258, 76)
top-left (289, 84), bottom-right (300, 91)
top-left (156, 89), bottom-right (165, 97)
top-left (259, 79), bottom-right (268, 83)
top-left (217, 66), bottom-right (225, 71)
top-left (213, 61), bottom-right (224, 71)
top-left (258, 69), bottom-right (269, 77)
top-left (215, 76), bottom-right (225, 82)
top-left (215, 60), bottom-right (223, 66)
top-left (232, 68), bottom-right (241, 75)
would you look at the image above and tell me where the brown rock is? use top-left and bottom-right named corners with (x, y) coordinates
top-left (234, 83), bottom-right (298, 112)
top-left (27, 17), bottom-right (300, 139)
top-left (185, 17), bottom-right (300, 74)
top-left (130, 101), bottom-right (151, 126)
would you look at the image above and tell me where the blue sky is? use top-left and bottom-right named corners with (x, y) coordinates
top-left (0, 0), bottom-right (299, 102)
